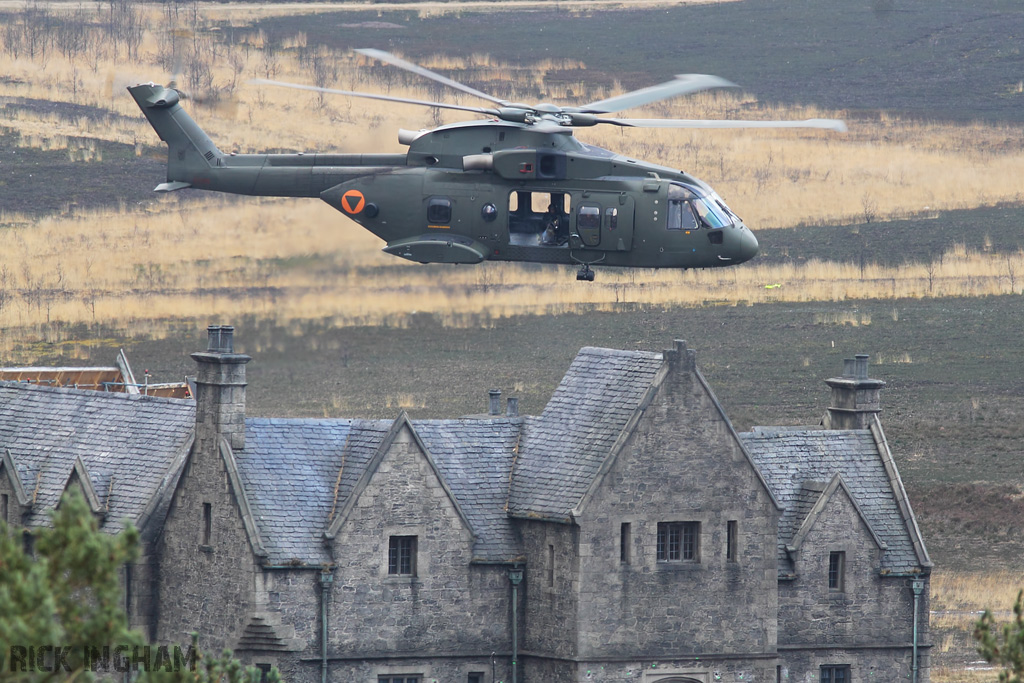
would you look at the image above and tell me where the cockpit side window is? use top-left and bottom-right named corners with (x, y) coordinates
top-left (667, 184), bottom-right (699, 231)
top-left (667, 199), bottom-right (698, 231)
top-left (666, 184), bottom-right (737, 230)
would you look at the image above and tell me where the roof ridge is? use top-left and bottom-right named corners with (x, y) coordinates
top-left (412, 417), bottom-right (523, 425)
top-left (577, 346), bottom-right (662, 359)
top-left (246, 416), bottom-right (359, 426)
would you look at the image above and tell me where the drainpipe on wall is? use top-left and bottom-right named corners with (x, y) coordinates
top-left (507, 566), bottom-right (524, 683)
top-left (320, 569), bottom-right (334, 683)
top-left (912, 578), bottom-right (925, 683)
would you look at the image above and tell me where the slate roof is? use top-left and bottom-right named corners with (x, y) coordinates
top-left (415, 419), bottom-right (523, 562)
top-left (237, 417), bottom-right (524, 565)
top-left (507, 347), bottom-right (663, 520)
top-left (2, 345), bottom-right (929, 580)
top-left (740, 426), bottom-right (927, 575)
top-left (0, 381), bottom-right (194, 533)
top-left (237, 418), bottom-right (390, 565)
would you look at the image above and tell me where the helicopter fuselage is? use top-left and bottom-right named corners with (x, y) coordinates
top-left (129, 83), bottom-right (759, 275)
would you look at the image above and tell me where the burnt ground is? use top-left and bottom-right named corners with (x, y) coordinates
top-left (0, 98), bottom-right (166, 218)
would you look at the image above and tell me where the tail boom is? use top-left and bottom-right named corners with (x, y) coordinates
top-left (128, 82), bottom-right (408, 198)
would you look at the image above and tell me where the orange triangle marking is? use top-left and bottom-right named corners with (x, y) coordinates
top-left (341, 190), bottom-right (365, 214)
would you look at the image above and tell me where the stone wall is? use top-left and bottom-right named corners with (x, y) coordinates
top-left (779, 647), bottom-right (922, 683)
top-left (129, 546), bottom-right (162, 641)
top-left (778, 485), bottom-right (928, 682)
top-left (519, 654), bottom-right (574, 683)
top-left (571, 357), bottom-right (780, 671)
top-left (318, 656), bottom-right (504, 683)
top-left (155, 327), bottom-right (258, 652)
top-left (253, 568), bottom-right (321, 652)
top-left (517, 518), bottom-right (580, 672)
top-left (155, 444), bottom-right (258, 652)
top-left (576, 657), bottom-right (777, 683)
top-left (0, 468), bottom-right (24, 528)
top-left (328, 425), bottom-right (512, 670)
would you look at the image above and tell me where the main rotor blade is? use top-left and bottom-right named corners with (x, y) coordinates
top-left (578, 74), bottom-right (737, 114)
top-left (355, 48), bottom-right (509, 107)
top-left (598, 117), bottom-right (848, 132)
top-left (250, 78), bottom-right (499, 116)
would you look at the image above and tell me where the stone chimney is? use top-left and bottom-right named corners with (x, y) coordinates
top-left (191, 325), bottom-right (251, 450)
top-left (662, 339), bottom-right (696, 373)
top-left (824, 353), bottom-right (885, 430)
top-left (506, 397), bottom-right (519, 417)
top-left (488, 389), bottom-right (501, 416)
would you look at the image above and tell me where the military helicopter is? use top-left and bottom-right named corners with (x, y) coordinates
top-left (129, 49), bottom-right (845, 280)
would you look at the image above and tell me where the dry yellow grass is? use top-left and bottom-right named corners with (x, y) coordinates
top-left (0, 196), bottom-right (1021, 332)
top-left (929, 570), bottom-right (1021, 682)
top-left (932, 570), bottom-right (1024, 616)
top-left (931, 668), bottom-right (995, 683)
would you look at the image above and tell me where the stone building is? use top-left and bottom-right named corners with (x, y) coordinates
top-left (0, 327), bottom-right (931, 683)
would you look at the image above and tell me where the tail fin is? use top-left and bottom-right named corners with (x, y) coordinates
top-left (128, 83), bottom-right (222, 192)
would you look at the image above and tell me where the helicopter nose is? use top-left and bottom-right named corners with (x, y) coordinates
top-left (735, 227), bottom-right (759, 263)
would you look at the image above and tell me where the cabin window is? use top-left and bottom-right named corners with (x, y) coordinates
top-left (426, 197), bottom-right (452, 225)
top-left (508, 191), bottom-right (569, 215)
top-left (605, 207), bottom-right (618, 230)
top-left (507, 191), bottom-right (570, 245)
top-left (657, 521), bottom-right (700, 562)
top-left (388, 536), bottom-right (417, 576)
top-left (577, 205), bottom-right (601, 246)
top-left (578, 206), bottom-right (600, 230)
